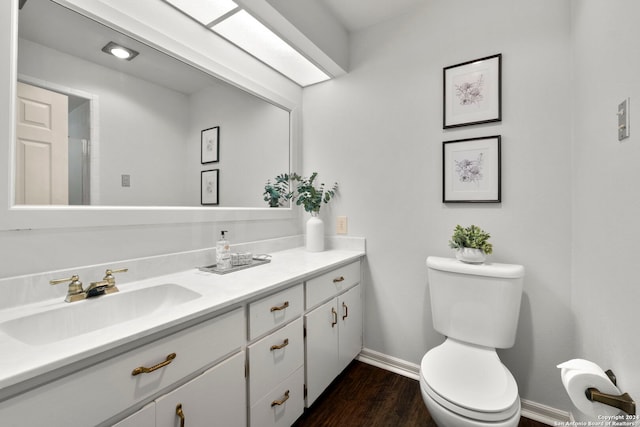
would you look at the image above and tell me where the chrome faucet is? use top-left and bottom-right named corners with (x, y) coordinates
top-left (50, 268), bottom-right (128, 302)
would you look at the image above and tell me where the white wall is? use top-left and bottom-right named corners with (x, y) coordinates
top-left (302, 0), bottom-right (574, 409)
top-left (571, 0), bottom-right (640, 407)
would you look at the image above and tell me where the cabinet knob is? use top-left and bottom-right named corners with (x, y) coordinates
top-left (331, 307), bottom-right (338, 327)
top-left (333, 276), bottom-right (345, 283)
top-left (342, 302), bottom-right (349, 320)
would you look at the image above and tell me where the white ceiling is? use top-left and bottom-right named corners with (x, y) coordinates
top-left (320, 0), bottom-right (425, 32)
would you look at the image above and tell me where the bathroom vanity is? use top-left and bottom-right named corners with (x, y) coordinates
top-left (0, 245), bottom-right (365, 427)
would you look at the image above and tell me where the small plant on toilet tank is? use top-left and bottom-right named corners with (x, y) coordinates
top-left (448, 224), bottom-right (493, 263)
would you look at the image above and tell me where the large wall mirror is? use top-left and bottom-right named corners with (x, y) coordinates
top-left (15, 0), bottom-right (291, 209)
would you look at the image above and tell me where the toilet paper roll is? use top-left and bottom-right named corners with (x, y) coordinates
top-left (558, 359), bottom-right (608, 387)
top-left (557, 359), bottom-right (622, 419)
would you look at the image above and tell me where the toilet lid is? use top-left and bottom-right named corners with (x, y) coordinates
top-left (420, 339), bottom-right (519, 415)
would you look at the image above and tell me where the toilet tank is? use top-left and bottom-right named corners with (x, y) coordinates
top-left (426, 256), bottom-right (524, 349)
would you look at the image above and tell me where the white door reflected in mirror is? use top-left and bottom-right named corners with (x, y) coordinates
top-left (15, 81), bottom-right (68, 205)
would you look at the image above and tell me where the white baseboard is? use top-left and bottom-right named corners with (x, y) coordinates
top-left (357, 347), bottom-right (421, 380)
top-left (357, 347), bottom-right (570, 426)
top-left (521, 399), bottom-right (570, 425)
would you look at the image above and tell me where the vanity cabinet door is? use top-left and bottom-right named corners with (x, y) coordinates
top-left (111, 403), bottom-right (155, 427)
top-left (338, 284), bottom-right (363, 372)
top-left (305, 284), bottom-right (363, 407)
top-left (155, 351), bottom-right (246, 427)
top-left (304, 298), bottom-right (340, 406)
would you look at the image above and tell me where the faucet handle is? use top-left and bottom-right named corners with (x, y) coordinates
top-left (50, 275), bottom-right (86, 303)
top-left (103, 268), bottom-right (128, 294)
top-left (104, 267), bottom-right (128, 283)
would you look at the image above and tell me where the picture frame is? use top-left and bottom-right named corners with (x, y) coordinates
top-left (443, 135), bottom-right (501, 203)
top-left (201, 126), bottom-right (219, 164)
top-left (201, 169), bottom-right (219, 205)
top-left (443, 54), bottom-right (501, 129)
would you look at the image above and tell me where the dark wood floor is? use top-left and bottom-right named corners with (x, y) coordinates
top-left (293, 361), bottom-right (548, 427)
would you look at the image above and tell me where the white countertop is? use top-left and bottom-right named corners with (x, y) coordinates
top-left (0, 247), bottom-right (364, 396)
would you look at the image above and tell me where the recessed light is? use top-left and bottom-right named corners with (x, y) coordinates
top-left (101, 42), bottom-right (139, 61)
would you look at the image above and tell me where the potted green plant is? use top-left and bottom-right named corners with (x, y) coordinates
top-left (294, 172), bottom-right (338, 215)
top-left (448, 224), bottom-right (493, 263)
top-left (264, 172), bottom-right (338, 252)
top-left (263, 173), bottom-right (300, 207)
top-left (295, 172), bottom-right (338, 252)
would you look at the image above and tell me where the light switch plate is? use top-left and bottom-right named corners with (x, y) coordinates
top-left (618, 98), bottom-right (630, 141)
top-left (121, 174), bottom-right (131, 187)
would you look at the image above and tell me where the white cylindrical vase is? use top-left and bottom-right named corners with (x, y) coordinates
top-left (306, 214), bottom-right (324, 252)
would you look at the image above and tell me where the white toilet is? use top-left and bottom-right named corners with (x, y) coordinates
top-left (420, 257), bottom-right (525, 427)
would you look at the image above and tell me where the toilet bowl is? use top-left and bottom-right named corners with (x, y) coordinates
top-left (422, 257), bottom-right (525, 427)
top-left (419, 338), bottom-right (520, 427)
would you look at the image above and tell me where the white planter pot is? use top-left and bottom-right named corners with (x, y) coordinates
top-left (306, 215), bottom-right (324, 252)
top-left (455, 248), bottom-right (486, 264)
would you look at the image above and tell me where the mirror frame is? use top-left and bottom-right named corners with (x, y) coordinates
top-left (1, 0), bottom-right (302, 230)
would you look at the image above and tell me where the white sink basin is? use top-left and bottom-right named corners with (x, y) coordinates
top-left (0, 284), bottom-right (201, 345)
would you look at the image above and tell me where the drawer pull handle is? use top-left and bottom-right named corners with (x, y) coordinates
top-left (333, 276), bottom-right (345, 283)
top-left (270, 338), bottom-right (289, 351)
top-left (176, 403), bottom-right (185, 427)
top-left (342, 302), bottom-right (348, 320)
top-left (270, 301), bottom-right (289, 312)
top-left (271, 390), bottom-right (290, 407)
top-left (331, 307), bottom-right (338, 327)
top-left (131, 353), bottom-right (177, 376)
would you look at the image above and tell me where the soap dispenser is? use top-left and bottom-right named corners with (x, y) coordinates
top-left (216, 230), bottom-right (231, 271)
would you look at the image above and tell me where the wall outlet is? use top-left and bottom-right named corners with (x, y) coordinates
top-left (336, 216), bottom-right (348, 234)
top-left (121, 174), bottom-right (131, 187)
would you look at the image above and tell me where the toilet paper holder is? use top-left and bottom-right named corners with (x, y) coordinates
top-left (584, 369), bottom-right (636, 416)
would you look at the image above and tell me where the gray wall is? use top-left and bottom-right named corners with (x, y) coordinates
top-left (571, 0), bottom-right (640, 408)
top-left (302, 0), bottom-right (574, 409)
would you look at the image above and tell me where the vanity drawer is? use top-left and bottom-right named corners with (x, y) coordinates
top-left (0, 308), bottom-right (245, 427)
top-left (249, 283), bottom-right (303, 340)
top-left (248, 317), bottom-right (303, 405)
top-left (305, 261), bottom-right (361, 309)
top-left (249, 366), bottom-right (305, 427)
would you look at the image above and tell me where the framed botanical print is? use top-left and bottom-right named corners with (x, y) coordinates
top-left (201, 169), bottom-right (219, 205)
top-left (443, 135), bottom-right (501, 203)
top-left (201, 126), bottom-right (219, 164)
top-left (443, 54), bottom-right (502, 128)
